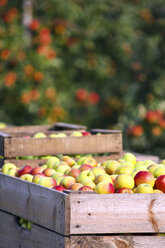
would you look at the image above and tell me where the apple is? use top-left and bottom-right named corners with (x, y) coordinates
top-left (1, 163), bottom-right (17, 174)
top-left (134, 171), bottom-right (155, 187)
top-left (153, 189), bottom-right (163, 193)
top-left (64, 168), bottom-right (71, 175)
top-left (38, 177), bottom-right (57, 188)
top-left (104, 160), bottom-right (120, 174)
top-left (70, 131), bottom-right (83, 137)
top-left (109, 174), bottom-right (118, 184)
top-left (95, 181), bottom-right (115, 194)
top-left (77, 170), bottom-right (95, 183)
top-left (49, 133), bottom-right (67, 138)
top-left (40, 164), bottom-right (48, 169)
top-left (56, 164), bottom-right (70, 174)
top-left (20, 174), bottom-right (33, 182)
top-left (153, 166), bottom-right (165, 178)
top-left (68, 168), bottom-right (81, 178)
top-left (81, 157), bottom-right (97, 168)
top-left (81, 131), bottom-right (91, 136)
top-left (121, 153), bottom-right (136, 165)
top-left (160, 159), bottom-right (165, 166)
top-left (56, 175), bottom-right (67, 185)
top-left (143, 160), bottom-right (155, 167)
top-left (52, 172), bottom-right (63, 180)
top-left (7, 168), bottom-right (19, 177)
top-left (33, 132), bottom-right (47, 138)
top-left (68, 183), bottom-right (83, 190)
top-left (79, 164), bottom-right (93, 171)
top-left (18, 165), bottom-right (32, 177)
top-left (115, 165), bottom-right (134, 175)
top-left (95, 174), bottom-right (113, 185)
top-left (43, 168), bottom-right (56, 177)
top-left (155, 175), bottom-right (165, 193)
top-left (134, 183), bottom-right (153, 193)
top-left (81, 179), bottom-right (96, 189)
top-left (131, 168), bottom-right (148, 178)
top-left (147, 164), bottom-right (159, 175)
top-left (91, 167), bottom-right (106, 177)
top-left (52, 185), bottom-right (65, 191)
top-left (60, 176), bottom-right (76, 189)
top-left (114, 174), bottom-right (135, 190)
top-left (77, 156), bottom-right (88, 165)
top-left (32, 173), bottom-right (45, 184)
top-left (71, 164), bottom-right (81, 169)
top-left (46, 156), bottom-right (60, 169)
top-left (0, 122), bottom-right (6, 128)
top-left (79, 186), bottom-right (94, 191)
top-left (62, 155), bottom-right (76, 167)
top-left (135, 161), bottom-right (145, 168)
top-left (134, 164), bottom-right (149, 171)
top-left (30, 166), bottom-right (44, 175)
top-left (116, 188), bottom-right (133, 193)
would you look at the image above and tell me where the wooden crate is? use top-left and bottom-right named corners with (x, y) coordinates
top-left (0, 129), bottom-right (122, 167)
top-left (0, 172), bottom-right (165, 248)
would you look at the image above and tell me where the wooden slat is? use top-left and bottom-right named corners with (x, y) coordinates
top-left (0, 173), bottom-right (70, 235)
top-left (70, 235), bottom-right (165, 248)
top-left (1, 210), bottom-right (165, 248)
top-left (2, 125), bottom-right (50, 133)
top-left (4, 133), bottom-right (122, 158)
top-left (0, 209), bottom-right (69, 248)
top-left (52, 122), bottom-right (86, 130)
top-left (69, 193), bottom-right (165, 234)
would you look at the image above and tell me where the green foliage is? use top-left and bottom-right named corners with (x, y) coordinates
top-left (1, 0), bottom-right (165, 157)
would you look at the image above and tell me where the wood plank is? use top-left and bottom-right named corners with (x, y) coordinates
top-left (0, 209), bottom-right (69, 248)
top-left (0, 132), bottom-right (11, 167)
top-left (0, 172), bottom-right (70, 235)
top-left (69, 193), bottom-right (165, 234)
top-left (2, 125), bottom-right (51, 133)
top-left (4, 133), bottom-right (122, 158)
top-left (70, 235), bottom-right (165, 248)
top-left (52, 122), bottom-right (86, 130)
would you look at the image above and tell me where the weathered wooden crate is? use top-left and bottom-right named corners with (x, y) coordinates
top-left (0, 129), bottom-right (122, 167)
top-left (0, 172), bottom-right (165, 248)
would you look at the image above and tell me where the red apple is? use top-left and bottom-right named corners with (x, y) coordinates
top-left (155, 175), bottom-right (165, 193)
top-left (134, 171), bottom-right (155, 187)
top-left (68, 168), bottom-right (81, 179)
top-left (38, 177), bottom-right (57, 188)
top-left (68, 183), bottom-right (83, 190)
top-left (95, 182), bottom-right (115, 194)
top-left (18, 165), bottom-right (32, 177)
top-left (32, 173), bottom-right (46, 184)
top-left (43, 168), bottom-right (56, 177)
top-left (52, 185), bottom-right (65, 192)
top-left (62, 155), bottom-right (76, 167)
top-left (79, 186), bottom-right (94, 191)
top-left (30, 166), bottom-right (44, 175)
top-left (116, 188), bottom-right (133, 193)
top-left (79, 164), bottom-right (93, 171)
top-left (81, 131), bottom-right (91, 136)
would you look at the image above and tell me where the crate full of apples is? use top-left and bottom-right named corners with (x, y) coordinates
top-left (0, 152), bottom-right (165, 248)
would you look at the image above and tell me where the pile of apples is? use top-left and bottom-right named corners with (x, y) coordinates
top-left (32, 130), bottom-right (91, 138)
top-left (1, 153), bottom-right (165, 193)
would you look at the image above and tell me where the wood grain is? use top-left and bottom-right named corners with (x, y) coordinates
top-left (69, 193), bottom-right (165, 234)
top-left (1, 210), bottom-right (165, 248)
top-left (0, 172), bottom-right (70, 235)
top-left (4, 133), bottom-right (122, 158)
top-left (0, 209), bottom-right (69, 248)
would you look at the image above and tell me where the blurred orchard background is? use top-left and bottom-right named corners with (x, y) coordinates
top-left (0, 0), bottom-right (165, 157)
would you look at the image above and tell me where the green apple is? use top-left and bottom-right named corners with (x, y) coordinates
top-left (7, 168), bottom-right (19, 177)
top-left (91, 166), bottom-right (106, 177)
top-left (81, 179), bottom-right (96, 189)
top-left (153, 166), bottom-right (165, 178)
top-left (77, 170), bottom-right (95, 183)
top-left (33, 132), bottom-right (47, 138)
top-left (52, 172), bottom-right (63, 180)
top-left (104, 160), bottom-right (120, 174)
top-left (121, 153), bottom-right (136, 165)
top-left (38, 177), bottom-right (56, 188)
top-left (143, 160), bottom-right (154, 167)
top-left (56, 164), bottom-right (70, 174)
top-left (46, 156), bottom-right (60, 168)
top-left (20, 174), bottom-right (33, 182)
top-left (114, 174), bottom-right (135, 190)
top-left (32, 174), bottom-right (45, 184)
top-left (95, 174), bottom-right (113, 185)
top-left (77, 156), bottom-right (88, 165)
top-left (71, 164), bottom-right (80, 169)
top-left (115, 165), bottom-right (134, 175)
top-left (135, 183), bottom-right (153, 193)
top-left (56, 175), bottom-right (66, 185)
top-left (2, 163), bottom-right (17, 174)
top-left (120, 161), bottom-right (135, 168)
top-left (147, 164), bottom-right (159, 175)
top-left (70, 131), bottom-right (83, 137)
top-left (0, 122), bottom-right (6, 128)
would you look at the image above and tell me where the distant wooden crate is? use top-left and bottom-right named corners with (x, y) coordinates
top-left (0, 129), bottom-right (122, 167)
top-left (0, 172), bottom-right (165, 248)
